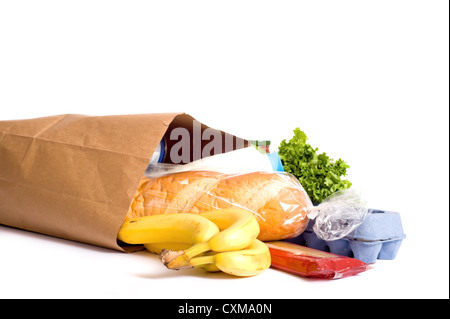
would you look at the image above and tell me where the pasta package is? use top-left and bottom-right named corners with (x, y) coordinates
top-left (266, 241), bottom-right (370, 279)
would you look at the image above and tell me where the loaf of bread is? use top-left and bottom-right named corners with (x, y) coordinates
top-left (125, 171), bottom-right (312, 241)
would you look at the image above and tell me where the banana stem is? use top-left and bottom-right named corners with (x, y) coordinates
top-left (160, 249), bottom-right (188, 268)
top-left (189, 256), bottom-right (215, 268)
top-left (161, 242), bottom-right (212, 269)
top-left (184, 242), bottom-right (211, 259)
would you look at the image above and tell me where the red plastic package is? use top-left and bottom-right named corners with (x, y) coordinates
top-left (266, 241), bottom-right (371, 279)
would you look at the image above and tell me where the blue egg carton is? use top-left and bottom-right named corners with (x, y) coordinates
top-left (287, 209), bottom-right (406, 264)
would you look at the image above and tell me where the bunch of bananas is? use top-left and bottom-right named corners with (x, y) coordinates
top-left (117, 208), bottom-right (271, 277)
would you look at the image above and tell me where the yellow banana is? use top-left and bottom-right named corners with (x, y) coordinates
top-left (169, 239), bottom-right (271, 277)
top-left (194, 251), bottom-right (221, 272)
top-left (144, 243), bottom-right (219, 273)
top-left (143, 242), bottom-right (192, 254)
top-left (117, 214), bottom-right (220, 245)
top-left (200, 264), bottom-right (221, 273)
top-left (160, 208), bottom-right (260, 268)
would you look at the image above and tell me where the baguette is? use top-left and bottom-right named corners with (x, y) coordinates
top-left (125, 171), bottom-right (311, 241)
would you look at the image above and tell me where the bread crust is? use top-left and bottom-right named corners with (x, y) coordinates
top-left (125, 171), bottom-right (311, 241)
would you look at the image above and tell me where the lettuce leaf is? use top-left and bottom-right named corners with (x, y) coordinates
top-left (278, 128), bottom-right (352, 204)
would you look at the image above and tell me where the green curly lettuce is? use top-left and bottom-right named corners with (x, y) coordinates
top-left (278, 128), bottom-right (352, 204)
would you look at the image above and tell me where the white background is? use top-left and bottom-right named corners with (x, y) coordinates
top-left (0, 1), bottom-right (448, 299)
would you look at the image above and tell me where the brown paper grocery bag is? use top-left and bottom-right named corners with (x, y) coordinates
top-left (0, 113), bottom-right (247, 251)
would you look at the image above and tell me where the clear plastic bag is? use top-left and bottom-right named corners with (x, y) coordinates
top-left (307, 188), bottom-right (369, 241)
top-left (132, 147), bottom-right (367, 242)
top-left (127, 168), bottom-right (312, 241)
top-left (267, 241), bottom-right (370, 279)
